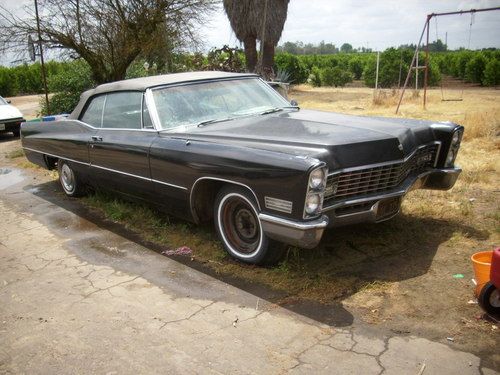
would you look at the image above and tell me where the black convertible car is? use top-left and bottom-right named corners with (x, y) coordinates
top-left (21, 71), bottom-right (463, 264)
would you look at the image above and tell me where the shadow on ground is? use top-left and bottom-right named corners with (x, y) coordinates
top-left (24, 179), bottom-right (488, 328)
top-left (0, 133), bottom-right (19, 143)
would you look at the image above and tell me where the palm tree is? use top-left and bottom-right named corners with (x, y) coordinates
top-left (223, 0), bottom-right (289, 77)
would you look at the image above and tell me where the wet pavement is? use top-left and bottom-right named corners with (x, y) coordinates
top-left (0, 146), bottom-right (498, 374)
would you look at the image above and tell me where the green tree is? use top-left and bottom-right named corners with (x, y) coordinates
top-left (1, 0), bottom-right (216, 84)
top-left (340, 43), bottom-right (353, 53)
top-left (465, 54), bottom-right (487, 84)
top-left (483, 59), bottom-right (500, 86)
top-left (348, 57), bottom-right (364, 80)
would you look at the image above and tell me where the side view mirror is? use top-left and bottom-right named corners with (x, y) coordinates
top-left (290, 99), bottom-right (298, 107)
top-left (7, 100), bottom-right (11, 104)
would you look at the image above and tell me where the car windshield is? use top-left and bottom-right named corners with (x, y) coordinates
top-left (151, 78), bottom-right (293, 130)
top-left (0, 97), bottom-right (7, 105)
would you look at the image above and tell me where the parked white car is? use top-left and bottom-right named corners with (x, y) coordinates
top-left (0, 96), bottom-right (25, 137)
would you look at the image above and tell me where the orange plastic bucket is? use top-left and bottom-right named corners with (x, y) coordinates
top-left (471, 251), bottom-right (493, 296)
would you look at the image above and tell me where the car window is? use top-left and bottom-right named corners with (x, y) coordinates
top-left (142, 95), bottom-right (154, 129)
top-left (102, 92), bottom-right (142, 129)
top-left (80, 95), bottom-right (105, 127)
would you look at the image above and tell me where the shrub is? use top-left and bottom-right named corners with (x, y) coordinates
top-left (452, 51), bottom-right (473, 79)
top-left (320, 67), bottom-right (352, 87)
top-left (11, 63), bottom-right (44, 94)
top-left (0, 67), bottom-right (19, 97)
top-left (40, 60), bottom-right (94, 115)
top-left (307, 66), bottom-right (322, 87)
top-left (348, 57), bottom-right (364, 80)
top-left (274, 53), bottom-right (308, 83)
top-left (465, 54), bottom-right (487, 84)
top-left (482, 59), bottom-right (500, 86)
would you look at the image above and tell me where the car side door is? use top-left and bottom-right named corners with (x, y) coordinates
top-left (86, 91), bottom-right (157, 200)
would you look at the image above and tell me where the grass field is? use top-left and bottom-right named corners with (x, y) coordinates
top-left (4, 86), bottom-right (499, 366)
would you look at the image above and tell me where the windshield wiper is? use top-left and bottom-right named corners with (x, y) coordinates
top-left (196, 117), bottom-right (233, 127)
top-left (260, 106), bottom-right (300, 115)
top-left (260, 107), bottom-right (283, 115)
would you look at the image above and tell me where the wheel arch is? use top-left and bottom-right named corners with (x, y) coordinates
top-left (44, 155), bottom-right (58, 170)
top-left (189, 177), bottom-right (261, 224)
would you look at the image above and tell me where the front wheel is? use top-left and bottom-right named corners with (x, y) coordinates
top-left (57, 160), bottom-right (86, 197)
top-left (214, 186), bottom-right (284, 265)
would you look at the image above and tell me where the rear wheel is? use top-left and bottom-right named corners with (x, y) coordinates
top-left (214, 186), bottom-right (284, 265)
top-left (57, 160), bottom-right (86, 197)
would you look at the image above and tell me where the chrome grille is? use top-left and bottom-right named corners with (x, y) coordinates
top-left (325, 143), bottom-right (439, 203)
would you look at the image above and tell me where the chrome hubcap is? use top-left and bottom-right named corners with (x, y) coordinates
top-left (234, 208), bottom-right (257, 239)
top-left (61, 164), bottom-right (75, 193)
top-left (221, 195), bottom-right (261, 255)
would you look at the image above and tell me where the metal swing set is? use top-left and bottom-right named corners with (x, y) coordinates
top-left (395, 6), bottom-right (500, 114)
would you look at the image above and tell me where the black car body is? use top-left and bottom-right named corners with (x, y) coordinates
top-left (21, 72), bottom-right (463, 264)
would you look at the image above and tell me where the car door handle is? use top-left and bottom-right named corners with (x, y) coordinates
top-left (91, 136), bottom-right (103, 142)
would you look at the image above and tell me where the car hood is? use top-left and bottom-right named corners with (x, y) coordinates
top-left (0, 104), bottom-right (23, 121)
top-left (181, 109), bottom-right (440, 169)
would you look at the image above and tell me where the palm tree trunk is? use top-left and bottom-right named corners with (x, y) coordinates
top-left (244, 36), bottom-right (257, 72)
top-left (261, 41), bottom-right (275, 79)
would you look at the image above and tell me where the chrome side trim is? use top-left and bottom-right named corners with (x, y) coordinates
top-left (22, 147), bottom-right (90, 166)
top-left (151, 178), bottom-right (188, 190)
top-left (259, 213), bottom-right (329, 230)
top-left (327, 141), bottom-right (442, 177)
top-left (22, 147), bottom-right (187, 190)
top-left (52, 119), bottom-right (158, 132)
top-left (90, 163), bottom-right (151, 181)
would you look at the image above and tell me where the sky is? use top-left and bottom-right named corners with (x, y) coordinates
top-left (203, 0), bottom-right (500, 51)
top-left (1, 0), bottom-right (500, 65)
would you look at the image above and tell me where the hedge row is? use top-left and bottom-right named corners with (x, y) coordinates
top-left (273, 49), bottom-right (499, 87)
top-left (0, 48), bottom-right (498, 110)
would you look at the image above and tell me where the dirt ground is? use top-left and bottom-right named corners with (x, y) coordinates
top-left (2, 87), bottom-right (499, 368)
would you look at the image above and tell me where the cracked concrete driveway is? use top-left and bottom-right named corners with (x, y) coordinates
top-left (0, 147), bottom-right (498, 374)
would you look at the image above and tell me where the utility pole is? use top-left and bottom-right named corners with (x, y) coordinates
top-left (415, 52), bottom-right (419, 90)
top-left (34, 0), bottom-right (50, 114)
top-left (375, 51), bottom-right (380, 90)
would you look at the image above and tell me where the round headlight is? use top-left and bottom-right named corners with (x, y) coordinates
top-left (305, 193), bottom-right (321, 215)
top-left (452, 131), bottom-right (460, 146)
top-left (309, 168), bottom-right (325, 189)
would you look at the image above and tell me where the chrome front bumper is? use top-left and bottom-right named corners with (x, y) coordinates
top-left (259, 214), bottom-right (329, 249)
top-left (258, 168), bottom-right (461, 249)
top-left (323, 168), bottom-right (461, 227)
